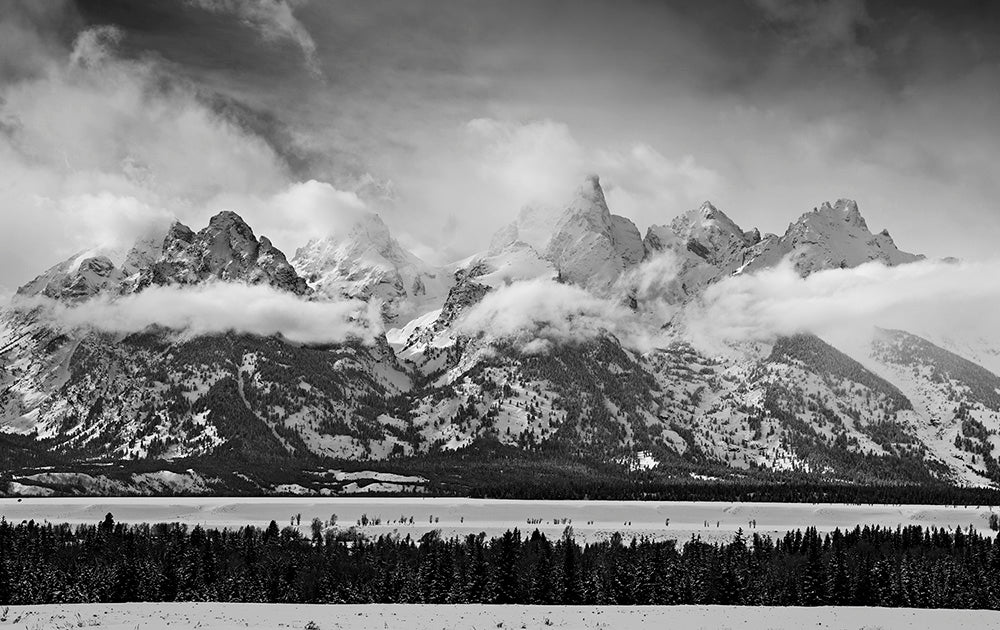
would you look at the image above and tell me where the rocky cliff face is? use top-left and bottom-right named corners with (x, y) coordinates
top-left (131, 211), bottom-right (308, 294)
top-left (19, 211), bottom-right (308, 300)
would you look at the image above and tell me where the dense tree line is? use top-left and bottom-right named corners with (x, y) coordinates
top-left (6, 440), bottom-right (1000, 505)
top-left (353, 442), bottom-right (1000, 506)
top-left (1, 515), bottom-right (999, 608)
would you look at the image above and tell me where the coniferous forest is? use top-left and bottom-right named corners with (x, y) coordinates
top-left (2, 515), bottom-right (1000, 609)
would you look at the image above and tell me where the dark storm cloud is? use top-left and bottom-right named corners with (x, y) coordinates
top-left (195, 91), bottom-right (337, 182)
top-left (73, 0), bottom-right (315, 78)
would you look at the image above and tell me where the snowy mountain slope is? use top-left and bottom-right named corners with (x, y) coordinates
top-left (911, 330), bottom-right (1000, 380)
top-left (403, 336), bottom-right (665, 460)
top-left (294, 194), bottom-right (994, 484)
top-left (387, 241), bottom-right (558, 374)
top-left (857, 328), bottom-right (1000, 485)
top-left (643, 334), bottom-right (947, 484)
top-left (0, 308), bottom-right (413, 462)
top-left (1, 211), bottom-right (415, 462)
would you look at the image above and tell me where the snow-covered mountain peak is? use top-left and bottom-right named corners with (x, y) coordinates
top-left (348, 212), bottom-right (394, 245)
top-left (542, 176), bottom-right (643, 289)
top-left (663, 201), bottom-right (758, 267)
top-left (557, 174), bottom-right (613, 232)
top-left (19, 211), bottom-right (309, 300)
top-left (292, 210), bottom-right (448, 321)
top-left (197, 210), bottom-right (264, 272)
top-left (144, 210), bottom-right (307, 294)
top-left (486, 176), bottom-right (642, 291)
top-left (743, 199), bottom-right (923, 276)
top-left (819, 198), bottom-right (867, 230)
top-left (639, 201), bottom-right (761, 303)
top-left (121, 231), bottom-right (166, 278)
top-left (16, 252), bottom-right (124, 301)
top-left (490, 203), bottom-right (560, 255)
top-left (678, 201), bottom-right (744, 236)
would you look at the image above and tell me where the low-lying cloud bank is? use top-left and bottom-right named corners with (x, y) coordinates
top-left (687, 257), bottom-right (1000, 353)
top-left (456, 256), bottom-right (1000, 358)
top-left (16, 283), bottom-right (380, 345)
top-left (14, 256), bottom-right (1000, 357)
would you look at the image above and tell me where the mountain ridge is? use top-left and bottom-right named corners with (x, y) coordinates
top-left (2, 176), bottom-right (993, 495)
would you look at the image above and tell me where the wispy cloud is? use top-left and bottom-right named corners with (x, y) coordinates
top-left (18, 282), bottom-right (379, 344)
top-left (462, 118), bottom-right (723, 232)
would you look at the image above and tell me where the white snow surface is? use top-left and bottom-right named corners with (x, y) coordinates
top-left (1, 603), bottom-right (996, 630)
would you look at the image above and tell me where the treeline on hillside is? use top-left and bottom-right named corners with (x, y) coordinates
top-left (5, 443), bottom-right (1000, 506)
top-left (335, 443), bottom-right (1000, 506)
top-left (2, 516), bottom-right (1000, 608)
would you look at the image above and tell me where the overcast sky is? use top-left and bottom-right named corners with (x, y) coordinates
top-left (1, 0), bottom-right (999, 291)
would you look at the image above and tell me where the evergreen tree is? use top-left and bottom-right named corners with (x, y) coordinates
top-left (488, 530), bottom-right (521, 604)
top-left (799, 528), bottom-right (825, 606)
top-left (825, 529), bottom-right (849, 605)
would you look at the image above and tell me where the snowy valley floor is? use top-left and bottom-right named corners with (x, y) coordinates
top-left (1, 603), bottom-right (998, 630)
top-left (1, 497), bottom-right (996, 543)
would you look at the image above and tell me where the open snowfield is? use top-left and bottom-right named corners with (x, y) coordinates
top-left (1, 497), bottom-right (995, 543)
top-left (0, 603), bottom-right (997, 630)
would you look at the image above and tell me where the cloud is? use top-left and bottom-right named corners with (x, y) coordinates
top-left (207, 179), bottom-right (372, 256)
top-left (614, 251), bottom-right (687, 316)
top-left (596, 144), bottom-right (724, 228)
top-left (685, 257), bottom-right (1000, 354)
top-left (464, 118), bottom-right (587, 209)
top-left (456, 278), bottom-right (649, 353)
top-left (68, 24), bottom-right (123, 68)
top-left (57, 192), bottom-right (174, 251)
top-left (753, 0), bottom-right (873, 65)
top-left (18, 283), bottom-right (378, 344)
top-left (185, 0), bottom-right (320, 75)
top-left (462, 118), bottom-right (724, 235)
top-left (450, 253), bottom-right (1000, 362)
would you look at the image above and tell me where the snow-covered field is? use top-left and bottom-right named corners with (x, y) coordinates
top-left (1, 497), bottom-right (995, 543)
top-left (0, 603), bottom-right (996, 630)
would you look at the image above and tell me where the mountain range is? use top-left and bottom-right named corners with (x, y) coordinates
top-left (2, 175), bottom-right (998, 496)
